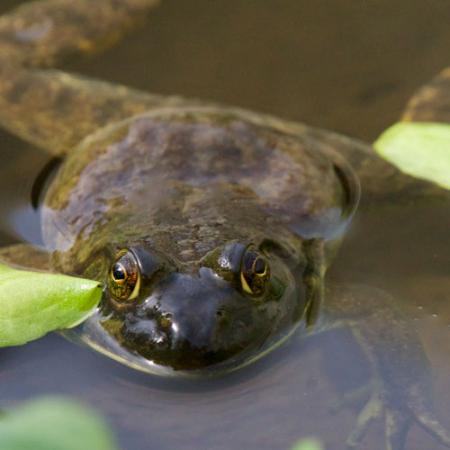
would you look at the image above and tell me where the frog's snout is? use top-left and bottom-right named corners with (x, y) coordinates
top-left (121, 269), bottom-right (258, 370)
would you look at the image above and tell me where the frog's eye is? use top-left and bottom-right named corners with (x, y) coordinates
top-left (109, 250), bottom-right (141, 302)
top-left (240, 249), bottom-right (270, 296)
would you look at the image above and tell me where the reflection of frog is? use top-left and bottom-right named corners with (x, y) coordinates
top-left (0, 1), bottom-right (449, 448)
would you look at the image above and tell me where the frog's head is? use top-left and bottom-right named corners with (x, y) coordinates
top-left (75, 208), bottom-right (309, 376)
top-left (96, 238), bottom-right (305, 374)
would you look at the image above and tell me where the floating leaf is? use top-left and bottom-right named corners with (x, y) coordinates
top-left (0, 264), bottom-right (101, 347)
top-left (0, 397), bottom-right (118, 450)
top-left (374, 122), bottom-right (450, 190)
top-left (290, 438), bottom-right (323, 450)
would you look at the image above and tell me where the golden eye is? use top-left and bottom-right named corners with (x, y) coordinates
top-left (240, 250), bottom-right (270, 296)
top-left (109, 250), bottom-right (141, 302)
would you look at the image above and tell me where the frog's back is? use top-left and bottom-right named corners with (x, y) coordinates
top-left (43, 107), bottom-right (358, 267)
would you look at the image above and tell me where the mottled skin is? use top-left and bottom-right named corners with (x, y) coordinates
top-left (0, 1), bottom-right (449, 449)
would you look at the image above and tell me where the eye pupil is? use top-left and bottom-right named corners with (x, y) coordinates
top-left (253, 258), bottom-right (266, 275)
top-left (240, 250), bottom-right (270, 296)
top-left (112, 264), bottom-right (126, 281)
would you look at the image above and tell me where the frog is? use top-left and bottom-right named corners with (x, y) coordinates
top-left (0, 1), bottom-right (449, 449)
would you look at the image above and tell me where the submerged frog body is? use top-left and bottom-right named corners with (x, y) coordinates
top-left (0, 1), bottom-right (449, 448)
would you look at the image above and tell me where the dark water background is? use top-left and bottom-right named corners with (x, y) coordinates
top-left (0, 1), bottom-right (450, 449)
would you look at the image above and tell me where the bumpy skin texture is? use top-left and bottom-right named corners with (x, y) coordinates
top-left (0, 1), bottom-right (449, 448)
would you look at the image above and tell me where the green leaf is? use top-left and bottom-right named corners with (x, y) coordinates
top-left (290, 438), bottom-right (323, 450)
top-left (374, 122), bottom-right (450, 190)
top-left (0, 264), bottom-right (101, 347)
top-left (0, 397), bottom-right (118, 450)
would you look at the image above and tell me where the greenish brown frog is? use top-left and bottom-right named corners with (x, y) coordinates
top-left (0, 1), bottom-right (449, 448)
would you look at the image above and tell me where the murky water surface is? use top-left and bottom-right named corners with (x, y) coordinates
top-left (0, 1), bottom-right (449, 449)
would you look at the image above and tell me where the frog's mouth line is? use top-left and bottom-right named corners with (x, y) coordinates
top-left (62, 311), bottom-right (305, 379)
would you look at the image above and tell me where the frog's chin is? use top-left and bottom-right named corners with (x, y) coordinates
top-left (61, 311), bottom-right (304, 378)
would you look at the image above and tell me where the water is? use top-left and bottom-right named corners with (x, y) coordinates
top-left (0, 1), bottom-right (450, 449)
